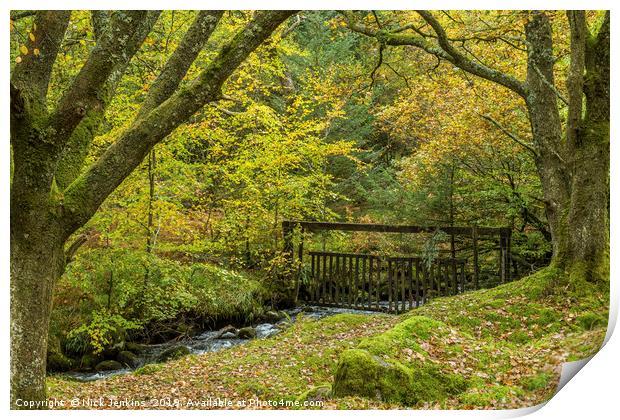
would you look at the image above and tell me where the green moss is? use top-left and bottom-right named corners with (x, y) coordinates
top-left (507, 331), bottom-right (530, 344)
top-left (156, 345), bottom-right (190, 363)
top-left (459, 384), bottom-right (522, 407)
top-left (333, 349), bottom-right (467, 406)
top-left (576, 312), bottom-right (607, 331)
top-left (521, 372), bottom-right (551, 391)
top-left (333, 349), bottom-right (415, 404)
top-left (133, 363), bottom-right (164, 376)
top-left (358, 316), bottom-right (445, 357)
top-left (296, 384), bottom-right (332, 403)
top-left (46, 351), bottom-right (75, 373)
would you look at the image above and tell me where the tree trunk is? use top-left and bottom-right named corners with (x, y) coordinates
top-left (10, 216), bottom-right (65, 408)
top-left (564, 121), bottom-right (609, 281)
top-left (525, 11), bottom-right (609, 282)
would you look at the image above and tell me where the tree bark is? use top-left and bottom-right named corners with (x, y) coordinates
top-left (524, 12), bottom-right (609, 281)
top-left (10, 203), bottom-right (65, 406)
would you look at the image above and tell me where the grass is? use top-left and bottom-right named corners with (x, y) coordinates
top-left (47, 266), bottom-right (609, 410)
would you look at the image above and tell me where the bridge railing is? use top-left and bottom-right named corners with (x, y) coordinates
top-left (307, 251), bottom-right (467, 314)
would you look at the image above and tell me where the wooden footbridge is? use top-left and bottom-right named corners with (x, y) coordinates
top-left (283, 221), bottom-right (512, 314)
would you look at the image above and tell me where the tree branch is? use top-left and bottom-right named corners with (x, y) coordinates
top-left (11, 11), bottom-right (71, 101)
top-left (46, 11), bottom-right (149, 149)
top-left (137, 10), bottom-right (224, 119)
top-left (480, 114), bottom-right (538, 157)
top-left (91, 11), bottom-right (110, 42)
top-left (64, 234), bottom-right (89, 264)
top-left (341, 10), bottom-right (528, 98)
top-left (61, 11), bottom-right (297, 236)
top-left (54, 11), bottom-right (161, 189)
top-left (566, 11), bottom-right (586, 151)
top-left (10, 11), bottom-right (36, 21)
top-left (416, 10), bottom-right (528, 98)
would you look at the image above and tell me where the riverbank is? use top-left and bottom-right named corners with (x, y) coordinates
top-left (47, 267), bottom-right (608, 409)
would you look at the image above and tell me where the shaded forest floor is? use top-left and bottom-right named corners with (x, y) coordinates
top-left (47, 267), bottom-right (608, 409)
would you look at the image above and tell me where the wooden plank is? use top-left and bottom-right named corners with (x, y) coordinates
top-left (401, 261), bottom-right (406, 312)
top-left (348, 255), bottom-right (353, 308)
top-left (361, 256), bottom-right (367, 310)
top-left (408, 259), bottom-right (414, 310)
top-left (328, 254), bottom-right (333, 304)
top-left (368, 256), bottom-right (374, 310)
top-left (354, 255), bottom-right (359, 309)
top-left (415, 260), bottom-right (420, 307)
top-left (321, 254), bottom-right (327, 304)
top-left (388, 259), bottom-right (393, 312)
top-left (335, 254), bottom-right (340, 305)
top-left (310, 253), bottom-right (316, 303)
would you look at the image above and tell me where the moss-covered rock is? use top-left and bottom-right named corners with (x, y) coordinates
top-left (333, 349), bottom-right (406, 404)
top-left (237, 327), bottom-right (257, 339)
top-left (357, 316), bottom-right (445, 357)
top-left (217, 325), bottom-right (238, 338)
top-left (79, 353), bottom-right (101, 370)
top-left (125, 342), bottom-right (147, 354)
top-left (47, 351), bottom-right (75, 373)
top-left (263, 310), bottom-right (283, 323)
top-left (156, 345), bottom-right (190, 363)
top-left (334, 348), bottom-right (467, 405)
top-left (95, 360), bottom-right (123, 371)
top-left (117, 350), bottom-right (140, 368)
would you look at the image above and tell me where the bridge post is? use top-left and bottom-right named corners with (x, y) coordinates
top-left (499, 228), bottom-right (512, 283)
top-left (472, 227), bottom-right (479, 290)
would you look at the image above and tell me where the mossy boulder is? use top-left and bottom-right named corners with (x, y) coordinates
top-left (333, 349), bottom-right (467, 406)
top-left (217, 325), bottom-right (238, 338)
top-left (333, 349), bottom-right (415, 404)
top-left (79, 353), bottom-right (101, 370)
top-left (333, 316), bottom-right (469, 406)
top-left (156, 345), bottom-right (190, 363)
top-left (125, 342), bottom-right (147, 354)
top-left (47, 350), bottom-right (75, 373)
top-left (95, 360), bottom-right (123, 371)
top-left (357, 316), bottom-right (445, 357)
top-left (117, 350), bottom-right (140, 368)
top-left (46, 334), bottom-right (75, 372)
top-left (237, 327), bottom-right (257, 339)
top-left (263, 310), bottom-right (283, 323)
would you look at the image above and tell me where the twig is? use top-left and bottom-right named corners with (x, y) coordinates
top-left (480, 114), bottom-right (538, 157)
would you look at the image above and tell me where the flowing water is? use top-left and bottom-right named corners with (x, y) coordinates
top-left (63, 305), bottom-right (380, 382)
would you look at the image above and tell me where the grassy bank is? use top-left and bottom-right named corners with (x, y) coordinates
top-left (47, 267), bottom-right (608, 409)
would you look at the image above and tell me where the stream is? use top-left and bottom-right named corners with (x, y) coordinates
top-left (63, 305), bottom-right (380, 382)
